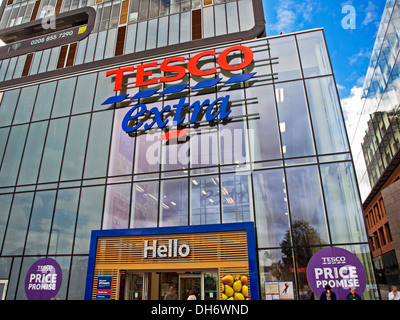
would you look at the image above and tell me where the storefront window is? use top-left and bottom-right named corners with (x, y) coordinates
top-left (221, 172), bottom-right (253, 223)
top-left (103, 183), bottom-right (131, 229)
top-left (258, 248), bottom-right (296, 300)
top-left (190, 175), bottom-right (220, 225)
top-left (131, 180), bottom-right (159, 228)
top-left (160, 178), bottom-right (189, 227)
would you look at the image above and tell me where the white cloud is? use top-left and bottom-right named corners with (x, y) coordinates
top-left (348, 48), bottom-right (372, 65)
top-left (269, 0), bottom-right (319, 34)
top-left (362, 1), bottom-right (379, 27)
top-left (341, 86), bottom-right (364, 146)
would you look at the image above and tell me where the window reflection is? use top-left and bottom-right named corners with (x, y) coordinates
top-left (131, 180), bottom-right (159, 228)
top-left (305, 76), bottom-right (349, 154)
top-left (103, 183), bottom-right (131, 229)
top-left (253, 169), bottom-right (289, 248)
top-left (221, 172), bottom-right (253, 223)
top-left (320, 162), bottom-right (367, 244)
top-left (190, 175), bottom-right (220, 225)
top-left (269, 36), bottom-right (302, 82)
top-left (285, 165), bottom-right (329, 245)
top-left (275, 81), bottom-right (315, 158)
top-left (160, 178), bottom-right (188, 227)
top-left (296, 31), bottom-right (332, 77)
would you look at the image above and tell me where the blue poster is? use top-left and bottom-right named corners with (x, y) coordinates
top-left (96, 276), bottom-right (112, 300)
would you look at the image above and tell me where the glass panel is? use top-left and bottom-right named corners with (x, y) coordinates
top-left (170, 0), bottom-right (179, 14)
top-left (147, 19), bottom-right (158, 50)
top-left (72, 73), bottom-right (97, 115)
top-left (238, 0), bottom-right (254, 31)
top-left (149, 0), bottom-right (159, 18)
top-left (246, 85), bottom-right (281, 162)
top-left (131, 180), bottom-right (159, 228)
top-left (109, 108), bottom-right (135, 176)
top-left (269, 36), bottom-right (302, 82)
top-left (74, 186), bottom-right (104, 254)
top-left (38, 118), bottom-right (69, 183)
top-left (320, 162), bottom-right (367, 244)
top-left (190, 127), bottom-right (219, 168)
top-left (110, 1), bottom-right (121, 28)
top-left (104, 28), bottom-right (117, 59)
top-left (221, 172), bottom-right (253, 223)
top-left (24, 191), bottom-right (56, 255)
top-left (296, 31), bottom-right (332, 78)
top-left (285, 165), bottom-right (330, 245)
top-left (180, 12), bottom-right (190, 43)
top-left (60, 114), bottom-right (90, 181)
top-left (67, 256), bottom-right (88, 300)
top-left (160, 178), bottom-right (188, 227)
top-left (136, 21), bottom-right (147, 52)
top-left (214, 4), bottom-right (226, 36)
top-left (17, 121), bottom-right (48, 185)
top-left (253, 169), bottom-right (290, 248)
top-left (157, 16), bottom-right (168, 47)
top-left (51, 77), bottom-right (77, 118)
top-left (190, 175), bottom-right (220, 225)
top-left (125, 23), bottom-right (137, 54)
top-left (94, 30), bottom-right (107, 61)
top-left (226, 2), bottom-right (239, 33)
top-left (275, 81), bottom-right (315, 158)
top-left (0, 195), bottom-right (13, 251)
top-left (84, 111), bottom-right (113, 179)
top-left (47, 47), bottom-right (60, 72)
top-left (94, 70), bottom-right (117, 111)
top-left (129, 0), bottom-right (139, 22)
top-left (2, 192), bottom-right (34, 255)
top-left (0, 128), bottom-right (10, 168)
top-left (169, 14), bottom-right (179, 45)
top-left (0, 125), bottom-right (28, 187)
top-left (203, 6), bottom-right (214, 38)
top-left (0, 89), bottom-right (20, 127)
top-left (13, 86), bottom-right (37, 124)
top-left (259, 249), bottom-right (296, 300)
top-left (305, 76), bottom-right (349, 154)
top-left (139, 0), bottom-right (149, 20)
top-left (160, 0), bottom-right (170, 16)
top-left (84, 33), bottom-right (98, 63)
top-left (48, 188), bottom-right (80, 254)
top-left (32, 82), bottom-right (57, 121)
top-left (134, 130), bottom-right (161, 174)
top-left (103, 183), bottom-right (131, 229)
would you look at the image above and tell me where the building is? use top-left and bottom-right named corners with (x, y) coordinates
top-left (0, 0), bottom-right (378, 300)
top-left (351, 0), bottom-right (400, 298)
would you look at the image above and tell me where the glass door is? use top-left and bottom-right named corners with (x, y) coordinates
top-left (124, 273), bottom-right (148, 300)
top-left (179, 275), bottom-right (201, 300)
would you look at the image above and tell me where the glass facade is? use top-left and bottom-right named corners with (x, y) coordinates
top-left (0, 0), bottom-right (377, 301)
top-left (0, 28), bottom-right (378, 300)
top-left (351, 0), bottom-right (400, 198)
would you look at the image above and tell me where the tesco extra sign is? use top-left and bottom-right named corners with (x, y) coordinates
top-left (106, 45), bottom-right (254, 91)
top-left (102, 46), bottom-right (255, 138)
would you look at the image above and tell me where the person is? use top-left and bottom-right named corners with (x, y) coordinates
top-left (164, 286), bottom-right (178, 300)
top-left (320, 285), bottom-right (337, 300)
top-left (187, 289), bottom-right (197, 300)
top-left (388, 286), bottom-right (400, 300)
top-left (346, 288), bottom-right (362, 300)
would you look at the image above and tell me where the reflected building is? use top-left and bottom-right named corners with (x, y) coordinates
top-left (0, 0), bottom-right (377, 300)
top-left (351, 0), bottom-right (400, 298)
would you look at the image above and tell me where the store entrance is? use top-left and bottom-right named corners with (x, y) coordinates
top-left (119, 270), bottom-right (218, 300)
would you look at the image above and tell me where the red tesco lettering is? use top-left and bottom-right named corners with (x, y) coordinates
top-left (106, 45), bottom-right (254, 91)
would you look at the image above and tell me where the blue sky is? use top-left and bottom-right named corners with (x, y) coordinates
top-left (262, 0), bottom-right (386, 100)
